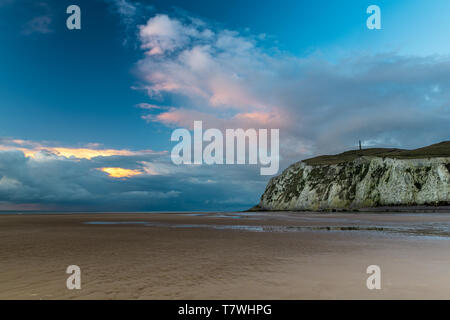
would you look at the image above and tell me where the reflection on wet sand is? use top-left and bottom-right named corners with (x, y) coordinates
top-left (85, 211), bottom-right (450, 239)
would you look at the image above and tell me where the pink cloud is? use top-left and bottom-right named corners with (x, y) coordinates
top-left (134, 13), bottom-right (450, 160)
top-left (136, 14), bottom-right (278, 118)
top-left (143, 108), bottom-right (287, 131)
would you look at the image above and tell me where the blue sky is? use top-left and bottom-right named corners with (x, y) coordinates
top-left (0, 0), bottom-right (449, 211)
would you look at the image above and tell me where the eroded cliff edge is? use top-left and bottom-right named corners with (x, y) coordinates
top-left (256, 142), bottom-right (450, 211)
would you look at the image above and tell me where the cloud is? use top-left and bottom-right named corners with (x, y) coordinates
top-left (136, 103), bottom-right (168, 110)
top-left (135, 14), bottom-right (450, 162)
top-left (0, 141), bottom-right (266, 211)
top-left (142, 107), bottom-right (286, 132)
top-left (139, 14), bottom-right (214, 56)
top-left (22, 15), bottom-right (53, 35)
top-left (136, 15), bottom-right (269, 114)
top-left (21, 2), bottom-right (54, 35)
top-left (99, 167), bottom-right (142, 178)
top-left (0, 138), bottom-right (164, 159)
top-left (106, 0), bottom-right (154, 45)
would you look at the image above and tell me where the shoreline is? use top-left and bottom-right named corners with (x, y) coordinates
top-left (2, 204), bottom-right (450, 215)
top-left (248, 205), bottom-right (450, 213)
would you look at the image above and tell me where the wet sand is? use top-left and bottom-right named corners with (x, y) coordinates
top-left (1, 212), bottom-right (450, 299)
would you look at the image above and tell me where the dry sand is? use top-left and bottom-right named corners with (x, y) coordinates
top-left (1, 212), bottom-right (450, 299)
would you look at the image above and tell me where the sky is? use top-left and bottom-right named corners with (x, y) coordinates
top-left (0, 0), bottom-right (449, 211)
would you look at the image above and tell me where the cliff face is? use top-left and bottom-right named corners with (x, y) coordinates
top-left (258, 157), bottom-right (450, 211)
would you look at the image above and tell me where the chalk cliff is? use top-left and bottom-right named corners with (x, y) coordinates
top-left (257, 142), bottom-right (450, 211)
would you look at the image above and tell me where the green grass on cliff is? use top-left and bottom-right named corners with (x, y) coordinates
top-left (303, 141), bottom-right (450, 165)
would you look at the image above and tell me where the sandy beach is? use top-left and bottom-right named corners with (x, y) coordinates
top-left (1, 211), bottom-right (450, 300)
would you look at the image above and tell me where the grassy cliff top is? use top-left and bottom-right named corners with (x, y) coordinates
top-left (303, 141), bottom-right (450, 165)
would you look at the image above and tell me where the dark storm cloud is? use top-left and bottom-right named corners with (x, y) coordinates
top-left (0, 150), bottom-right (266, 211)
